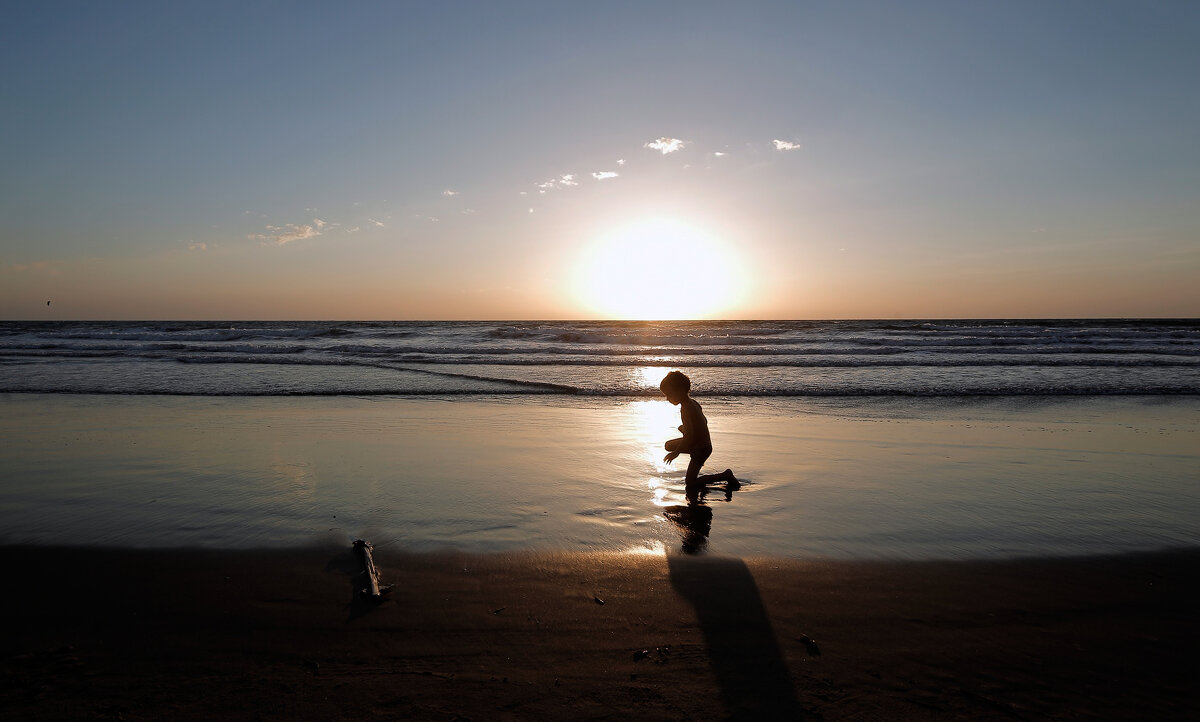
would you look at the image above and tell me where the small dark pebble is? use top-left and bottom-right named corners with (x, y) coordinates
top-left (800, 635), bottom-right (821, 657)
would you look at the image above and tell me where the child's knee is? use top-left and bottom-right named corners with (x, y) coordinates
top-left (665, 438), bottom-right (684, 452)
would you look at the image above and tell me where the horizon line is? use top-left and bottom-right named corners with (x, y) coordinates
top-left (4, 316), bottom-right (1198, 324)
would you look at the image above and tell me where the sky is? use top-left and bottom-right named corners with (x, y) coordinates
top-left (2, 1), bottom-right (1198, 320)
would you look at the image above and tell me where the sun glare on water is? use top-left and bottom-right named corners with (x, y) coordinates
top-left (572, 217), bottom-right (745, 320)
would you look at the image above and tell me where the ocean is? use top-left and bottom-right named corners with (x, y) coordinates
top-left (2, 319), bottom-right (1198, 558)
top-left (3, 319), bottom-right (1198, 397)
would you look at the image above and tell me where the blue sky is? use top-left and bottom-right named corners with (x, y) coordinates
top-left (3, 1), bottom-right (1198, 319)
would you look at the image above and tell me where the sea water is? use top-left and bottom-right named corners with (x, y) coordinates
top-left (3, 319), bottom-right (1198, 396)
top-left (2, 319), bottom-right (1200, 395)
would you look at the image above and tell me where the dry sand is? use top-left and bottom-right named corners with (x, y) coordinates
top-left (1, 545), bottom-right (1196, 720)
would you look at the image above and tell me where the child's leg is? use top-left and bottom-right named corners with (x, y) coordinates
top-left (696, 469), bottom-right (737, 485)
top-left (685, 448), bottom-right (738, 502)
top-left (684, 450), bottom-right (710, 483)
top-left (684, 447), bottom-right (712, 503)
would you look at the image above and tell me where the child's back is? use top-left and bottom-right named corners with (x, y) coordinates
top-left (679, 396), bottom-right (712, 451)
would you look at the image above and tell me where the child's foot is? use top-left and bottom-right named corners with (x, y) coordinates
top-left (723, 469), bottom-right (740, 490)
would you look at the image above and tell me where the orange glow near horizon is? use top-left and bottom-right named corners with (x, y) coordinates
top-left (570, 217), bottom-right (747, 320)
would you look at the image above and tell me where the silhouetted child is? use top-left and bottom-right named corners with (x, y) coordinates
top-left (659, 371), bottom-right (738, 503)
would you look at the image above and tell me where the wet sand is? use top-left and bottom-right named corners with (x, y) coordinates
top-left (1, 545), bottom-right (1196, 720)
top-left (3, 394), bottom-right (1198, 557)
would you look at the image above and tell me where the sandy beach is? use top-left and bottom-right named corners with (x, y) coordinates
top-left (3, 393), bottom-right (1197, 718)
top-left (1, 545), bottom-right (1196, 720)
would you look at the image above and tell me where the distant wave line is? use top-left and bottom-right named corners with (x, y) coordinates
top-left (2, 387), bottom-right (1197, 398)
top-left (2, 351), bottom-right (1199, 368)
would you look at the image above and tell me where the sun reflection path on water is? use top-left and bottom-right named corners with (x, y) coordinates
top-left (626, 394), bottom-right (686, 510)
top-left (635, 364), bottom-right (673, 391)
top-left (624, 540), bottom-right (668, 556)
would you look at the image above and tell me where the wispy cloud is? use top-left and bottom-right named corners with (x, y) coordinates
top-left (9, 260), bottom-right (61, 276)
top-left (713, 151), bottom-right (728, 157)
top-left (442, 189), bottom-right (459, 197)
top-left (772, 139), bottom-right (801, 151)
top-left (536, 174), bottom-right (580, 193)
top-left (645, 137), bottom-right (686, 155)
top-left (187, 242), bottom-right (207, 252)
top-left (616, 159), bottom-right (626, 166)
top-left (249, 219), bottom-right (326, 246)
top-left (592, 171), bottom-right (619, 180)
top-left (367, 218), bottom-right (385, 227)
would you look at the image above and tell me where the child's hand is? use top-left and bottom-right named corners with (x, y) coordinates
top-left (663, 451), bottom-right (680, 464)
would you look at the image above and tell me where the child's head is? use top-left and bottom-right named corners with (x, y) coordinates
top-left (659, 371), bottom-right (691, 402)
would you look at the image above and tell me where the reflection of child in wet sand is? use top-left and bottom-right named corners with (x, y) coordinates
top-left (659, 371), bottom-right (738, 503)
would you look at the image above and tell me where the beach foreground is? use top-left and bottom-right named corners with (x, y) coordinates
top-left (1, 546), bottom-right (1195, 720)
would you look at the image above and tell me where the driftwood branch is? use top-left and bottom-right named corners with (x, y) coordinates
top-left (352, 539), bottom-right (392, 600)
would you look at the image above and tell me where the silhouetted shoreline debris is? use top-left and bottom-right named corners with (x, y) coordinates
top-left (352, 539), bottom-right (392, 601)
top-left (800, 634), bottom-right (821, 657)
top-left (633, 646), bottom-right (673, 663)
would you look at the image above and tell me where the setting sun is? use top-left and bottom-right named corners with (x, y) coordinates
top-left (571, 217), bottom-right (745, 320)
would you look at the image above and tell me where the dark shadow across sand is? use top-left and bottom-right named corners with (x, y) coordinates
top-left (667, 553), bottom-right (802, 719)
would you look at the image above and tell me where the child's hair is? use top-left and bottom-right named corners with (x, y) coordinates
top-left (659, 370), bottom-right (691, 394)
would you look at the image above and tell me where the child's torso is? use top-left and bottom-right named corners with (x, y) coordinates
top-left (681, 398), bottom-right (712, 448)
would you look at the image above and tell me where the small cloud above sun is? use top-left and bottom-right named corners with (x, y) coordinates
top-left (772, 139), bottom-right (801, 151)
top-left (644, 137), bottom-right (686, 155)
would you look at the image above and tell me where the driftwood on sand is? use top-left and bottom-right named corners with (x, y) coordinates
top-left (352, 539), bottom-right (392, 600)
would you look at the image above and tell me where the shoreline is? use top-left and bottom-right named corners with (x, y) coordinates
top-left (2, 545), bottom-right (1196, 719)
